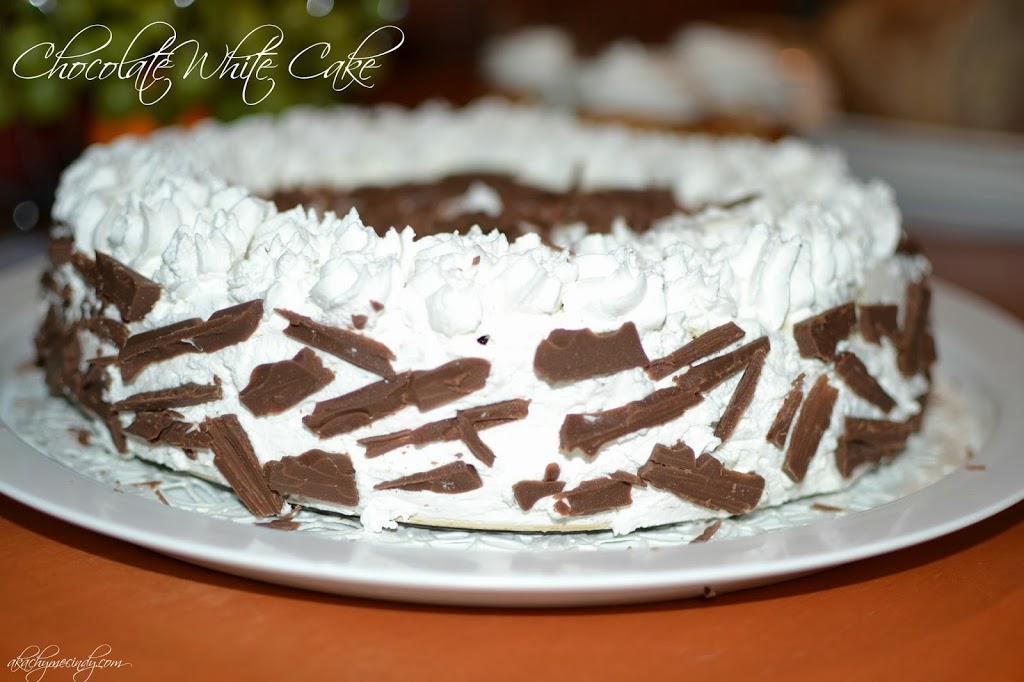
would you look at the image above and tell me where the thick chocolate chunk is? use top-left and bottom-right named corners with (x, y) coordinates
top-left (204, 414), bottom-right (282, 517)
top-left (374, 461), bottom-right (483, 494)
top-left (638, 442), bottom-right (765, 515)
top-left (94, 251), bottom-right (161, 322)
top-left (898, 281), bottom-right (933, 377)
top-left (358, 399), bottom-right (530, 463)
top-left (512, 479), bottom-right (567, 511)
top-left (190, 300), bottom-right (263, 353)
top-left (858, 304), bottom-right (899, 345)
top-left (766, 374), bottom-right (805, 448)
top-left (560, 386), bottom-right (703, 457)
top-left (646, 322), bottom-right (745, 381)
top-left (553, 477), bottom-right (634, 516)
top-left (239, 348), bottom-right (334, 416)
top-left (533, 322), bottom-right (650, 384)
top-left (673, 336), bottom-right (770, 394)
top-left (835, 417), bottom-right (914, 477)
top-left (713, 347), bottom-right (767, 442)
top-left (113, 381), bottom-right (223, 412)
top-left (835, 351), bottom-right (896, 413)
top-left (264, 450), bottom-right (359, 507)
top-left (783, 375), bottom-right (839, 482)
top-left (409, 358), bottom-right (490, 411)
top-left (118, 300), bottom-right (263, 382)
top-left (793, 302), bottom-right (856, 362)
top-left (303, 373), bottom-right (412, 438)
top-left (277, 309), bottom-right (396, 380)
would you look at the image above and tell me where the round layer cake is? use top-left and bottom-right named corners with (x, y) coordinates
top-left (35, 100), bottom-right (934, 534)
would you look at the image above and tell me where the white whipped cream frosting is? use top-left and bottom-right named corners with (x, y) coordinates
top-left (50, 100), bottom-right (929, 533)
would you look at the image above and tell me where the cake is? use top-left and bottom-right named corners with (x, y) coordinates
top-left (481, 24), bottom-right (835, 136)
top-left (34, 100), bottom-right (934, 534)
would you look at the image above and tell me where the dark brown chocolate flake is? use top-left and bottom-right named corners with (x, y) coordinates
top-left (118, 301), bottom-right (262, 382)
top-left (512, 479), bottom-right (567, 511)
top-left (765, 374), bottom-right (805, 449)
top-left (77, 317), bottom-right (131, 348)
top-left (533, 322), bottom-right (650, 384)
top-left (125, 410), bottom-right (182, 442)
top-left (674, 336), bottom-right (770, 394)
top-left (560, 386), bottom-right (703, 457)
top-left (190, 300), bottom-right (263, 353)
top-left (835, 351), bottom-right (896, 413)
top-left (810, 502), bottom-right (844, 512)
top-left (303, 373), bottom-right (411, 438)
top-left (409, 358), bottom-right (490, 411)
top-left (264, 450), bottom-right (359, 507)
top-left (239, 348), bottom-right (334, 417)
top-left (94, 251), bottom-right (161, 323)
top-left (370, 300), bottom-right (384, 312)
top-left (358, 399), bottom-right (530, 462)
top-left (638, 442), bottom-right (765, 515)
top-left (646, 322), bottom-right (745, 381)
top-left (783, 375), bottom-right (839, 482)
top-left (118, 317), bottom-right (203, 382)
top-left (554, 477), bottom-right (634, 516)
top-left (125, 411), bottom-right (213, 450)
top-left (70, 251), bottom-right (100, 289)
top-left (713, 347), bottom-right (767, 442)
top-left (160, 421), bottom-right (213, 450)
top-left (543, 463), bottom-right (561, 481)
top-left (793, 302), bottom-right (856, 362)
top-left (690, 519), bottom-right (723, 544)
top-left (898, 281), bottom-right (933, 377)
top-left (351, 314), bottom-right (368, 330)
top-left (835, 417), bottom-right (913, 477)
top-left (48, 237), bottom-right (74, 265)
top-left (277, 308), bottom-right (396, 380)
top-left (204, 414), bottom-right (282, 517)
top-left (610, 470), bottom-right (647, 487)
top-left (113, 381), bottom-right (223, 412)
top-left (858, 304), bottom-right (899, 345)
top-left (374, 461), bottom-right (483, 494)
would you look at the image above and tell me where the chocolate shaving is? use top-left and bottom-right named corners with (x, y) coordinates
top-left (118, 300), bottom-right (262, 382)
top-left (835, 351), bottom-right (896, 412)
top-left (76, 317), bottom-right (131, 348)
top-left (690, 520), bottom-right (723, 544)
top-left (374, 461), bottom-right (483, 494)
top-left (70, 251), bottom-right (100, 289)
top-left (766, 374), bottom-right (805, 449)
top-left (512, 479), bottom-right (567, 511)
top-left (543, 463), bottom-right (561, 481)
top-left (610, 470), bottom-right (647, 487)
top-left (858, 304), bottom-right (899, 345)
top-left (239, 348), bottom-right (334, 417)
top-left (533, 322), bottom-right (650, 384)
top-left (277, 308), bottom-right (396, 380)
top-left (190, 300), bottom-right (263, 353)
top-left (783, 375), bottom-right (839, 482)
top-left (553, 477), bottom-right (634, 516)
top-left (264, 450), bottom-right (359, 507)
top-left (793, 302), bottom-right (856, 361)
top-left (835, 417), bottom-right (913, 477)
top-left (124, 411), bottom-right (211, 450)
top-left (409, 358), bottom-right (490, 411)
top-left (646, 322), bottom-right (745, 381)
top-left (351, 314), bottom-right (368, 330)
top-left (898, 281), bottom-right (933, 377)
top-left (48, 237), bottom-right (74, 265)
top-left (125, 410), bottom-right (183, 441)
top-left (638, 442), bottom-right (765, 514)
top-left (810, 502), bottom-right (844, 512)
top-left (560, 386), bottom-right (703, 457)
top-left (113, 381), bottom-right (223, 412)
top-left (303, 374), bottom-right (411, 438)
top-left (358, 399), bottom-right (530, 463)
top-left (94, 251), bottom-right (161, 322)
top-left (204, 414), bottom-right (282, 517)
top-left (674, 336), bottom-right (770, 393)
top-left (713, 347), bottom-right (767, 441)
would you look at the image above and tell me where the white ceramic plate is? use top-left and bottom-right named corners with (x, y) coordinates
top-left (1, 259), bottom-right (1021, 607)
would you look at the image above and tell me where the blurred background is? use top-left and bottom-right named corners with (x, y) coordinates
top-left (1, 0), bottom-right (1022, 313)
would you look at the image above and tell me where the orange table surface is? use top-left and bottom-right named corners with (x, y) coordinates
top-left (2, 231), bottom-right (1023, 682)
